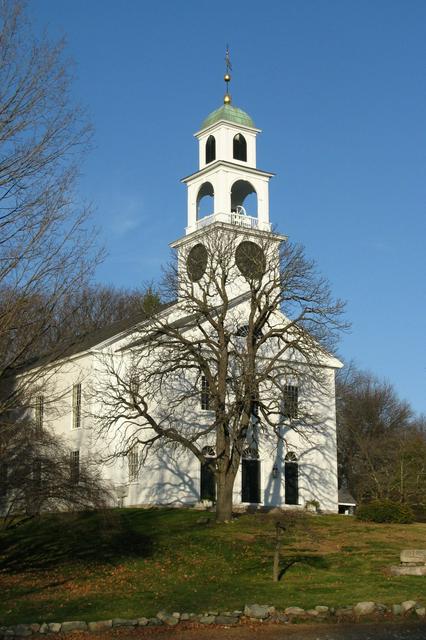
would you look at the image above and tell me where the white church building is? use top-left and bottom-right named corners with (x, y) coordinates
top-left (20, 76), bottom-right (342, 514)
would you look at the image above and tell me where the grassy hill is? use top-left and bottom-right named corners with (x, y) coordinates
top-left (0, 508), bottom-right (425, 625)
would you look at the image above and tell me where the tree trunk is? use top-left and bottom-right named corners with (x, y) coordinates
top-left (215, 473), bottom-right (234, 522)
top-left (273, 538), bottom-right (281, 582)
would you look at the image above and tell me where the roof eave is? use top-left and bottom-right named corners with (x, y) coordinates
top-left (194, 119), bottom-right (261, 137)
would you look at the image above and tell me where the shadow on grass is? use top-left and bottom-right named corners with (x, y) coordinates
top-left (0, 509), bottom-right (153, 572)
top-left (277, 554), bottom-right (330, 581)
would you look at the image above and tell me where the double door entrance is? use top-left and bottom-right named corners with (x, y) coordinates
top-left (200, 458), bottom-right (261, 504)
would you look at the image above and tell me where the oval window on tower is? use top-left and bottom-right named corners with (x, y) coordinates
top-left (235, 241), bottom-right (266, 280)
top-left (187, 243), bottom-right (208, 282)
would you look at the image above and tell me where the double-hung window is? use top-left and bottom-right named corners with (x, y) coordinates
top-left (72, 383), bottom-right (82, 429)
top-left (128, 446), bottom-right (139, 482)
top-left (35, 395), bottom-right (44, 432)
top-left (201, 375), bottom-right (210, 410)
top-left (283, 384), bottom-right (298, 419)
top-left (70, 450), bottom-right (80, 484)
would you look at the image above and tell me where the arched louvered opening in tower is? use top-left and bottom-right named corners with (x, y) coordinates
top-left (231, 179), bottom-right (257, 217)
top-left (205, 135), bottom-right (216, 164)
top-left (196, 181), bottom-right (214, 219)
top-left (233, 133), bottom-right (247, 161)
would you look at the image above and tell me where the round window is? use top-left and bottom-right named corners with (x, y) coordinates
top-left (235, 241), bottom-right (266, 280)
top-left (187, 243), bottom-right (208, 282)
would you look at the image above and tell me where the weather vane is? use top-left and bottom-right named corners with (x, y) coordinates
top-left (224, 45), bottom-right (232, 105)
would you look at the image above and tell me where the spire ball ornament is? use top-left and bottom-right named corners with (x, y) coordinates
top-left (223, 46), bottom-right (232, 104)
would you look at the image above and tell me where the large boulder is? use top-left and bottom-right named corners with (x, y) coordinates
top-left (14, 625), bottom-right (32, 637)
top-left (88, 620), bottom-right (112, 632)
top-left (112, 618), bottom-right (137, 627)
top-left (354, 602), bottom-right (376, 616)
top-left (61, 621), bottom-right (88, 633)
top-left (215, 615), bottom-right (238, 625)
top-left (244, 604), bottom-right (270, 619)
top-left (284, 606), bottom-right (305, 616)
top-left (401, 600), bottom-right (417, 614)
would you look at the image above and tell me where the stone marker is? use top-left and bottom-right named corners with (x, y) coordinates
top-left (390, 565), bottom-right (426, 576)
top-left (400, 549), bottom-right (426, 564)
top-left (47, 623), bottom-right (61, 633)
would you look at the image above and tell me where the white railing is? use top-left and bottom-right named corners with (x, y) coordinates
top-left (230, 211), bottom-right (258, 229)
top-left (187, 211), bottom-right (271, 234)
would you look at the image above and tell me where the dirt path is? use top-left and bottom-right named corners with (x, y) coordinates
top-left (78, 620), bottom-right (426, 640)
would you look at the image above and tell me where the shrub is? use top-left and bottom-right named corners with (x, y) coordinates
top-left (356, 499), bottom-right (414, 524)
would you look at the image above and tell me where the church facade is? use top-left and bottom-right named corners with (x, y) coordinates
top-left (18, 82), bottom-right (342, 514)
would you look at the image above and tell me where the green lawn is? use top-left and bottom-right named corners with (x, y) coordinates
top-left (0, 508), bottom-right (425, 625)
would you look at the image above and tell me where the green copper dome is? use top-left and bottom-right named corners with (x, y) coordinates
top-left (201, 104), bottom-right (255, 130)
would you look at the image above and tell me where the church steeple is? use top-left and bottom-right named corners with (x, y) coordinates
top-left (180, 57), bottom-right (274, 236)
top-left (170, 59), bottom-right (285, 301)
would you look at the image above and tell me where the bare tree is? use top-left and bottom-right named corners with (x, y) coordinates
top-left (93, 227), bottom-right (346, 522)
top-left (1, 284), bottom-right (161, 362)
top-left (0, 0), bottom-right (101, 415)
top-left (0, 413), bottom-right (111, 528)
top-left (0, 0), bottom-right (112, 518)
top-left (48, 284), bottom-right (161, 344)
top-left (336, 366), bottom-right (426, 508)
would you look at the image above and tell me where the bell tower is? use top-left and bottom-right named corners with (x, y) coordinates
top-left (182, 68), bottom-right (274, 235)
top-left (170, 51), bottom-right (285, 298)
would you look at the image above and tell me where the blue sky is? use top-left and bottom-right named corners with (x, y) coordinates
top-left (32, 1), bottom-right (426, 415)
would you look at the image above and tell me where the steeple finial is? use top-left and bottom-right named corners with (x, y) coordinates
top-left (224, 45), bottom-right (232, 105)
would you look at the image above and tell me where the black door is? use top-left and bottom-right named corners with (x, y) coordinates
top-left (242, 459), bottom-right (261, 503)
top-left (200, 461), bottom-right (216, 501)
top-left (285, 461), bottom-right (299, 505)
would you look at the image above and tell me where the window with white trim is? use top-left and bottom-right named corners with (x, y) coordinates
top-left (35, 395), bottom-right (44, 432)
top-left (72, 383), bottom-right (82, 429)
top-left (128, 446), bottom-right (139, 482)
top-left (201, 375), bottom-right (210, 410)
top-left (33, 460), bottom-right (42, 489)
top-left (70, 450), bottom-right (80, 484)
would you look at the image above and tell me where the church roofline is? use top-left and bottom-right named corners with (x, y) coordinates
top-left (181, 160), bottom-right (275, 184)
top-left (169, 221), bottom-right (287, 249)
top-left (13, 302), bottom-right (174, 374)
top-left (194, 118), bottom-right (262, 138)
